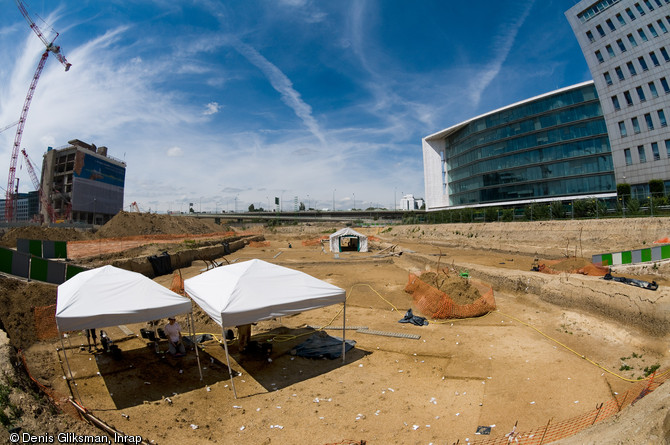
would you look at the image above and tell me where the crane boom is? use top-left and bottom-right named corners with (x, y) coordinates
top-left (5, 0), bottom-right (71, 221)
top-left (20, 148), bottom-right (55, 223)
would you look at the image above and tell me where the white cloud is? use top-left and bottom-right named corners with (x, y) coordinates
top-left (203, 102), bottom-right (220, 115)
top-left (467, 0), bottom-right (536, 106)
top-left (167, 146), bottom-right (184, 157)
top-left (230, 37), bottom-right (327, 147)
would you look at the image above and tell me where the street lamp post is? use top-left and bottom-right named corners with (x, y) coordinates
top-left (332, 188), bottom-right (336, 211)
top-left (352, 193), bottom-right (355, 211)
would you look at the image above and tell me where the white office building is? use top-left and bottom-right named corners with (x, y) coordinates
top-left (566, 0), bottom-right (670, 199)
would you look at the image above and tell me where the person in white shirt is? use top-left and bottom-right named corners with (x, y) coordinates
top-left (164, 317), bottom-right (185, 356)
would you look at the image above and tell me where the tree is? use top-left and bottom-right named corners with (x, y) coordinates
top-left (617, 183), bottom-right (631, 202)
top-left (248, 203), bottom-right (255, 212)
top-left (299, 202), bottom-right (306, 211)
top-left (649, 179), bottom-right (664, 198)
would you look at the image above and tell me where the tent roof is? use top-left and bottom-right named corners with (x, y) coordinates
top-left (56, 265), bottom-right (192, 332)
top-left (329, 227), bottom-right (367, 240)
top-left (184, 259), bottom-right (345, 327)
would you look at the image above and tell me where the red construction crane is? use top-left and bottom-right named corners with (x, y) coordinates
top-left (20, 148), bottom-right (56, 222)
top-left (5, 0), bottom-right (71, 221)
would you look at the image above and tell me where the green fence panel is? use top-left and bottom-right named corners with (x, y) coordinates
top-left (65, 264), bottom-right (87, 281)
top-left (641, 248), bottom-right (652, 263)
top-left (29, 240), bottom-right (42, 257)
top-left (0, 248), bottom-right (12, 274)
top-left (30, 257), bottom-right (49, 282)
top-left (601, 253), bottom-right (613, 266)
top-left (621, 251), bottom-right (632, 264)
top-left (54, 241), bottom-right (67, 259)
top-left (662, 245), bottom-right (670, 259)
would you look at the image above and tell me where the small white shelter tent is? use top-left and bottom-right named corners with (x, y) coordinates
top-left (184, 259), bottom-right (347, 397)
top-left (56, 265), bottom-right (202, 400)
top-left (329, 227), bottom-right (368, 252)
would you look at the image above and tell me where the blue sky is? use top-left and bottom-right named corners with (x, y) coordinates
top-left (0, 0), bottom-right (591, 213)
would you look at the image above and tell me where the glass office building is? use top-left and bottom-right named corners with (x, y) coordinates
top-left (423, 82), bottom-right (616, 210)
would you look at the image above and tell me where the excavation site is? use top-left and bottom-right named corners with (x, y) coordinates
top-left (0, 212), bottom-right (668, 444)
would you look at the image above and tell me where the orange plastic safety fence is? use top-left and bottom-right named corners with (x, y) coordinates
top-left (170, 271), bottom-right (185, 296)
top-left (404, 274), bottom-right (496, 319)
top-left (468, 369), bottom-right (669, 444)
top-left (17, 349), bottom-right (81, 419)
top-left (33, 304), bottom-right (59, 340)
top-left (302, 236), bottom-right (329, 246)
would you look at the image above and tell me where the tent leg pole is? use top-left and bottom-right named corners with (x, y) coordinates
top-left (189, 314), bottom-right (203, 381)
top-left (60, 334), bottom-right (83, 404)
top-left (222, 327), bottom-right (238, 399)
top-left (342, 300), bottom-right (347, 363)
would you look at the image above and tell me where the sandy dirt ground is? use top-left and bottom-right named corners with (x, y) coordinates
top-left (1, 214), bottom-right (669, 444)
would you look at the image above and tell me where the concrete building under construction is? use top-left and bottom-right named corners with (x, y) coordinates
top-left (40, 139), bottom-right (126, 224)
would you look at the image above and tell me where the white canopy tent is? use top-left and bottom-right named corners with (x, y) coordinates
top-left (56, 265), bottom-right (201, 401)
top-left (329, 227), bottom-right (368, 252)
top-left (184, 259), bottom-right (347, 397)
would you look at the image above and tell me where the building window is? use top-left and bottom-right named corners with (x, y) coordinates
top-left (638, 145), bottom-right (647, 163)
top-left (617, 13), bottom-right (627, 25)
top-left (625, 148), bottom-right (633, 165)
top-left (612, 95), bottom-right (621, 110)
top-left (637, 86), bottom-right (647, 102)
top-left (654, 0), bottom-right (663, 6)
top-left (628, 33), bottom-right (638, 47)
top-left (638, 56), bottom-right (649, 71)
top-left (606, 44), bottom-right (615, 57)
top-left (652, 142), bottom-right (660, 160)
top-left (658, 109), bottom-right (667, 127)
top-left (632, 116), bottom-right (641, 133)
top-left (638, 28), bottom-right (648, 41)
top-left (617, 40), bottom-right (629, 54)
top-left (665, 140), bottom-right (670, 158)
top-left (627, 61), bottom-right (637, 75)
top-left (605, 71), bottom-right (614, 84)
top-left (595, 50), bottom-right (604, 63)
top-left (597, 24), bottom-right (606, 36)
top-left (619, 120), bottom-right (628, 136)
top-left (650, 51), bottom-right (660, 66)
top-left (648, 24), bottom-right (659, 38)
top-left (649, 81), bottom-right (660, 97)
top-left (586, 30), bottom-right (595, 42)
top-left (626, 8), bottom-right (637, 20)
top-left (644, 0), bottom-right (655, 10)
top-left (658, 20), bottom-right (668, 33)
top-left (624, 90), bottom-right (634, 105)
top-left (615, 66), bottom-right (625, 80)
top-left (660, 47), bottom-right (670, 62)
top-left (635, 3), bottom-right (646, 15)
top-left (645, 113), bottom-right (655, 130)
top-left (661, 77), bottom-right (670, 93)
top-left (607, 19), bottom-right (616, 31)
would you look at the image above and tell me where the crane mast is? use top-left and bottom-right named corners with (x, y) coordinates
top-left (5, 0), bottom-right (71, 221)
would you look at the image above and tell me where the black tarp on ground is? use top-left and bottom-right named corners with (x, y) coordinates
top-left (292, 331), bottom-right (355, 359)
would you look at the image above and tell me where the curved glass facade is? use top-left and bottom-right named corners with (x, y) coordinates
top-left (443, 83), bottom-right (616, 206)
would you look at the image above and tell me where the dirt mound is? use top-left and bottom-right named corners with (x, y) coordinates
top-left (0, 226), bottom-right (94, 248)
top-left (418, 271), bottom-right (481, 305)
top-left (551, 257), bottom-right (592, 272)
top-left (96, 212), bottom-right (225, 238)
top-left (0, 276), bottom-right (57, 350)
